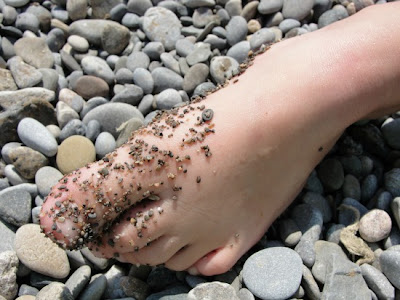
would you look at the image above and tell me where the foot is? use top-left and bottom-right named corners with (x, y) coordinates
top-left (40, 4), bottom-right (400, 276)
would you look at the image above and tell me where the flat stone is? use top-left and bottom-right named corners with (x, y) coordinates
top-left (142, 7), bottom-right (182, 51)
top-left (82, 103), bottom-right (144, 138)
top-left (116, 118), bottom-right (144, 147)
top-left (14, 37), bottom-right (54, 69)
top-left (58, 89), bottom-right (85, 113)
top-left (0, 251), bottom-right (18, 300)
top-left (188, 282), bottom-right (239, 300)
top-left (210, 56), bottom-right (239, 84)
top-left (67, 35), bottom-right (89, 52)
top-left (103, 265), bottom-right (126, 299)
top-left (226, 41), bottom-right (250, 64)
top-left (249, 28), bottom-right (275, 50)
top-left (91, 0), bottom-right (121, 19)
top-left (7, 56), bottom-right (42, 89)
top-left (282, 0), bottom-right (314, 20)
top-left (8, 146), bottom-right (48, 179)
top-left (126, 52), bottom-right (150, 73)
top-left (379, 250), bottom-right (400, 289)
top-left (360, 263), bottom-right (395, 300)
top-left (183, 63), bottom-right (209, 93)
top-left (147, 285), bottom-right (189, 300)
top-left (142, 42), bottom-right (165, 60)
top-left (152, 67), bottom-right (184, 93)
top-left (81, 56), bottom-right (115, 85)
top-left (17, 117), bottom-right (58, 157)
top-left (176, 38), bottom-right (196, 57)
top-left (74, 75), bottom-right (109, 100)
top-left (14, 224), bottom-right (70, 279)
top-left (4, 164), bottom-right (29, 185)
top-left (38, 68), bottom-right (59, 92)
top-left (361, 173), bottom-right (378, 202)
top-left (56, 101), bottom-right (80, 129)
top-left (35, 282), bottom-right (73, 300)
top-left (56, 136), bottom-right (96, 174)
top-left (160, 52), bottom-right (181, 74)
top-left (186, 43), bottom-right (212, 66)
top-left (326, 223), bottom-right (345, 244)
top-left (65, 265), bottom-right (91, 298)
top-left (243, 247), bottom-right (302, 300)
top-left (302, 265), bottom-right (321, 300)
top-left (0, 219), bottom-right (16, 253)
top-left (0, 69), bottom-right (17, 91)
top-left (127, 0), bottom-right (152, 16)
top-left (85, 119), bottom-right (102, 142)
top-left (66, 0), bottom-right (88, 21)
top-left (279, 18), bottom-right (301, 33)
top-left (120, 276), bottom-right (150, 300)
top-left (318, 6), bottom-right (349, 28)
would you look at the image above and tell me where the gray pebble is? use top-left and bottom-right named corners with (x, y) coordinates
top-left (15, 37), bottom-right (54, 69)
top-left (361, 263), bottom-right (395, 300)
top-left (226, 40), bottom-right (250, 64)
top-left (80, 97), bottom-right (108, 119)
top-left (161, 52), bottom-right (181, 74)
top-left (302, 265), bottom-right (321, 300)
top-left (2, 142), bottom-right (22, 165)
top-left (340, 155), bottom-right (363, 177)
top-left (183, 63), bottom-right (209, 93)
top-left (391, 197), bottom-right (400, 230)
top-left (0, 219), bottom-right (16, 253)
top-left (179, 57), bottom-right (190, 76)
top-left (156, 88), bottom-right (182, 110)
top-left (38, 68), bottom-right (59, 92)
top-left (138, 94), bottom-right (154, 116)
top-left (102, 22), bottom-right (131, 55)
top-left (317, 158), bottom-right (344, 191)
top-left (46, 28), bottom-right (66, 53)
top-left (85, 119), bottom-right (101, 142)
top-left (0, 189), bottom-right (31, 228)
top-left (326, 224), bottom-right (345, 244)
top-left (381, 117), bottom-right (400, 150)
top-left (103, 265), bottom-right (126, 299)
top-left (226, 16), bottom-right (248, 46)
top-left (2, 5), bottom-right (17, 25)
top-left (243, 247), bottom-right (302, 300)
top-left (109, 3), bottom-right (127, 22)
top-left (59, 119), bottom-right (86, 141)
top-left (203, 34), bottom-right (226, 50)
top-left (66, 0), bottom-right (87, 21)
top-left (339, 198), bottom-right (369, 226)
top-left (359, 209), bottom-right (392, 242)
top-left (15, 12), bottom-right (40, 33)
top-left (67, 35), bottom-right (89, 52)
top-left (376, 191), bottom-right (392, 213)
top-left (342, 174), bottom-right (361, 201)
top-left (18, 284), bottom-right (39, 297)
top-left (258, 0), bottom-right (283, 14)
top-left (111, 84), bottom-right (144, 106)
top-left (1, 37), bottom-right (16, 61)
top-left (8, 56), bottom-right (42, 89)
top-left (126, 52), bottom-right (150, 73)
top-left (250, 28), bottom-right (275, 50)
top-left (95, 132), bottom-right (116, 158)
top-left (81, 56), bottom-right (115, 85)
top-left (193, 81), bottom-right (216, 97)
top-left (34, 166), bottom-right (63, 197)
top-left (237, 288), bottom-right (255, 300)
top-left (142, 41), bottom-right (165, 60)
top-left (116, 118), bottom-right (144, 147)
top-left (56, 101), bottom-right (80, 129)
top-left (225, 0), bottom-right (242, 17)
top-left (318, 6), bottom-right (349, 28)
top-left (185, 275), bottom-right (208, 288)
top-left (4, 164), bottom-right (29, 186)
top-left (0, 178), bottom-right (10, 191)
top-left (210, 56), bottom-right (239, 84)
top-left (65, 265), bottom-right (91, 298)
top-left (188, 282), bottom-right (239, 300)
top-left (176, 38), bottom-right (196, 57)
top-left (115, 68), bottom-right (133, 85)
top-left (302, 192), bottom-right (332, 223)
top-left (282, 0), bottom-right (314, 20)
top-left (36, 282), bottom-right (73, 300)
top-left (80, 247), bottom-right (109, 270)
top-left (379, 250), bottom-right (400, 289)
top-left (192, 7), bottom-right (217, 28)
top-left (305, 170), bottom-right (324, 194)
top-left (361, 174), bottom-right (378, 202)
top-left (278, 218), bottom-right (302, 247)
top-left (152, 67), bottom-right (184, 93)
top-left (241, 1), bottom-right (259, 21)
top-left (279, 18), bottom-right (301, 33)
top-left (384, 168), bottom-right (400, 197)
top-left (78, 275), bottom-right (107, 300)
top-left (52, 7), bottom-right (69, 23)
top-left (144, 111), bottom-right (159, 125)
top-left (61, 50), bottom-right (82, 72)
top-left (31, 206), bottom-right (41, 224)
top-left (384, 226), bottom-right (400, 249)
top-left (186, 43), bottom-right (212, 66)
top-left (133, 68), bottom-right (154, 94)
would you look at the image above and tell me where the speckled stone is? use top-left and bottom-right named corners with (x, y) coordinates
top-left (56, 136), bottom-right (96, 174)
top-left (8, 146), bottom-right (48, 179)
top-left (210, 56), bottom-right (239, 84)
top-left (35, 166), bottom-right (64, 197)
top-left (14, 224), bottom-right (70, 279)
top-left (0, 251), bottom-right (18, 300)
top-left (359, 209), bottom-right (392, 242)
top-left (188, 282), bottom-right (239, 300)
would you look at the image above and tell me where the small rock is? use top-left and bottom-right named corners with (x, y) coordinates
top-left (111, 85), bottom-right (144, 106)
top-left (0, 251), bottom-right (18, 300)
top-left (67, 35), bottom-right (89, 52)
top-left (249, 28), bottom-right (275, 50)
top-left (101, 23), bottom-right (130, 55)
top-left (241, 1), bottom-right (259, 21)
top-left (103, 265), bottom-right (126, 299)
top-left (66, 0), bottom-right (88, 21)
top-left (226, 41), bottom-right (250, 64)
top-left (120, 276), bottom-right (150, 300)
top-left (78, 274), bottom-right (107, 300)
top-left (14, 37), bottom-right (54, 69)
top-left (278, 218), bottom-right (302, 247)
top-left (302, 192), bottom-right (332, 223)
top-left (116, 68), bottom-right (134, 85)
top-left (81, 56), bottom-right (115, 85)
top-left (58, 89), bottom-right (85, 113)
top-left (142, 42), bottom-right (165, 60)
top-left (59, 119), bottom-right (86, 141)
top-left (38, 68), bottom-right (59, 92)
top-left (9, 146), bottom-right (48, 179)
top-left (361, 174), bottom-right (378, 202)
top-left (381, 118), bottom-right (400, 150)
top-left (279, 18), bottom-right (301, 33)
top-left (188, 282), bottom-right (239, 300)
top-left (7, 56), bottom-right (42, 89)
top-left (156, 89), bottom-right (182, 110)
top-left (35, 166), bottom-right (63, 197)
top-left (183, 63), bottom-right (209, 93)
top-left (4, 164), bottom-right (29, 185)
top-left (116, 118), bottom-right (144, 147)
top-left (14, 224), bottom-right (70, 279)
top-left (392, 197), bottom-right (400, 229)
top-left (342, 174), bottom-right (361, 201)
top-left (384, 168), bottom-right (400, 197)
top-left (152, 67), bottom-right (184, 93)
top-left (210, 56), bottom-right (239, 84)
top-left (193, 82), bottom-right (216, 97)
top-left (56, 101), bottom-right (80, 129)
top-left (65, 265), bottom-right (91, 298)
top-left (359, 209), bottom-right (392, 243)
top-left (85, 119), bottom-right (102, 142)
top-left (74, 75), bottom-right (109, 100)
top-left (243, 247), bottom-right (303, 300)
top-left (36, 282), bottom-right (73, 300)
top-left (0, 220), bottom-right (16, 253)
top-left (18, 284), bottom-right (39, 297)
top-left (258, 0), bottom-right (283, 14)
top-left (380, 250), bottom-right (400, 289)
top-left (317, 158), bottom-right (344, 191)
top-left (360, 263), bottom-right (395, 300)
top-left (226, 16), bottom-right (248, 46)
top-left (282, 0), bottom-right (314, 20)
top-left (186, 43), bottom-right (212, 66)
top-left (80, 248), bottom-right (109, 270)
top-left (318, 6), bottom-right (349, 28)
top-left (225, 0), bottom-right (242, 16)
top-left (176, 38), bottom-right (196, 57)
top-left (326, 224), bottom-right (345, 244)
top-left (133, 68), bottom-right (154, 94)
top-left (302, 265), bottom-right (321, 300)
top-left (15, 12), bottom-right (40, 33)
top-left (95, 132), bottom-right (116, 158)
top-left (0, 69), bottom-right (17, 91)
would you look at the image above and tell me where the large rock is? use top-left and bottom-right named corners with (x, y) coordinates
top-left (0, 251), bottom-right (18, 300)
top-left (14, 37), bottom-right (54, 69)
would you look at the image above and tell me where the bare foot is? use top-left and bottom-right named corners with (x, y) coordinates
top-left (40, 3), bottom-right (400, 276)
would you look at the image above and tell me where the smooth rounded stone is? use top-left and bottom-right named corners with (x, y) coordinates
top-left (116, 68), bottom-right (134, 85)
top-left (38, 68), bottom-right (58, 92)
top-left (83, 103), bottom-right (144, 138)
top-left (74, 76), bottom-right (109, 100)
top-left (103, 265), bottom-right (126, 299)
top-left (358, 209), bottom-right (392, 243)
top-left (126, 0), bottom-right (152, 16)
top-left (56, 136), bottom-right (95, 174)
top-left (0, 251), bottom-right (18, 300)
top-left (4, 0), bottom-right (28, 7)
top-left (285, 27), bottom-right (308, 38)
top-left (80, 248), bottom-right (109, 271)
top-left (318, 6), bottom-right (349, 28)
top-left (192, 7), bottom-right (216, 27)
top-left (142, 7), bottom-right (182, 51)
top-left (326, 224), bottom-right (345, 244)
top-left (56, 101), bottom-right (80, 129)
top-left (67, 35), bottom-right (89, 52)
top-left (8, 146), bottom-right (48, 180)
top-left (278, 218), bottom-right (302, 247)
top-left (302, 265), bottom-right (321, 300)
top-left (7, 56), bottom-right (42, 89)
top-left (80, 97), bottom-right (108, 119)
top-left (384, 168), bottom-right (400, 197)
top-left (342, 174), bottom-right (361, 201)
top-left (142, 41), bottom-right (165, 60)
top-left (1, 37), bottom-right (16, 61)
top-left (226, 16), bottom-right (247, 46)
top-left (0, 69), bottom-right (17, 92)
top-left (15, 12), bottom-right (40, 33)
top-left (175, 38), bottom-right (195, 58)
top-left (291, 203), bottom-right (323, 267)
top-left (340, 153), bottom-right (363, 176)
top-left (51, 6), bottom-right (69, 23)
top-left (258, 0), bottom-right (283, 14)
top-left (392, 197), bottom-right (400, 230)
top-left (58, 89), bottom-right (85, 113)
top-left (311, 240), bottom-right (349, 284)
top-left (32, 206), bottom-right (41, 224)
top-left (79, 274), bottom-right (107, 300)
top-left (155, 89), bottom-right (182, 110)
top-left (143, 110), bottom-right (158, 125)
top-left (69, 19), bottom-right (122, 46)
top-left (81, 56), bottom-right (115, 85)
top-left (152, 67), bottom-right (184, 93)
top-left (210, 56), bottom-right (239, 84)
top-left (65, 265), bottom-right (91, 298)
top-left (381, 118), bottom-right (400, 150)
top-left (111, 84), bottom-right (144, 106)
top-left (15, 224), bottom-right (70, 278)
top-left (183, 63), bottom-right (209, 93)
top-left (317, 158), bottom-right (344, 191)
top-left (120, 276), bottom-right (150, 299)
top-left (60, 50), bottom-right (82, 72)
top-left (116, 118), bottom-right (144, 147)
top-left (249, 27), bottom-right (275, 51)
top-left (4, 164), bottom-right (29, 185)
top-left (101, 23), bottom-right (130, 55)
top-left (35, 167), bottom-right (63, 197)
top-left (66, 0), bottom-right (87, 21)
top-left (282, 0), bottom-right (314, 20)
top-left (0, 218), bottom-right (16, 253)
top-left (186, 43), bottom-right (212, 66)
top-left (182, 0), bottom-right (215, 8)
top-left (0, 178), bottom-right (10, 191)
top-left (384, 226), bottom-right (400, 249)
top-left (18, 284), bottom-right (39, 297)
top-left (59, 119), bottom-right (86, 141)
top-left (302, 191), bottom-right (332, 223)
top-left (279, 18), bottom-right (301, 33)
top-left (360, 263), bottom-right (395, 300)
top-left (375, 191), bottom-right (392, 213)
top-left (304, 170), bottom-right (323, 194)
top-left (0, 184), bottom-right (38, 199)
top-left (193, 81), bottom-right (216, 97)
top-left (95, 132), bottom-right (116, 158)
top-left (17, 118), bottom-right (58, 157)
top-left (110, 3), bottom-right (127, 21)
top-left (247, 19), bottom-right (261, 34)
top-left (241, 1), bottom-right (259, 21)
top-left (226, 41), bottom-right (250, 64)
top-left (379, 250), bottom-right (400, 289)
top-left (2, 5), bottom-right (17, 25)
top-left (1, 143), bottom-right (21, 165)
top-left (203, 34), bottom-right (226, 50)
top-left (361, 173), bottom-right (378, 202)
top-left (36, 282), bottom-right (73, 300)
top-left (137, 94), bottom-right (154, 116)
top-left (85, 119), bottom-right (101, 142)
top-left (160, 52), bottom-right (180, 74)
top-left (126, 52), bottom-right (150, 73)
top-left (243, 247), bottom-right (302, 300)
top-left (187, 282), bottom-right (239, 300)
top-left (225, 0), bottom-right (242, 17)
top-left (46, 28), bottom-right (66, 53)
top-left (133, 68), bottom-right (154, 94)
top-left (237, 288), bottom-right (255, 300)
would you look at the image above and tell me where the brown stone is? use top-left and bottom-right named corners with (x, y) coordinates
top-left (9, 146), bottom-right (48, 179)
top-left (74, 75), bottom-right (109, 100)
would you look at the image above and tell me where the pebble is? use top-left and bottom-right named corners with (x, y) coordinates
top-left (2, 5), bottom-right (17, 26)
top-left (155, 88), bottom-right (183, 110)
top-left (361, 173), bottom-right (378, 202)
top-left (226, 16), bottom-right (248, 46)
top-left (101, 22), bottom-right (130, 55)
top-left (282, 0), bottom-right (314, 20)
top-left (133, 68), bottom-right (154, 94)
top-left (7, 56), bottom-right (42, 89)
top-left (103, 265), bottom-right (126, 299)
top-left (379, 250), bottom-right (400, 289)
top-left (225, 0), bottom-right (242, 17)
top-left (82, 102), bottom-right (143, 138)
top-left (210, 56), bottom-right (239, 84)
top-left (138, 94), bottom-right (154, 116)
top-left (17, 118), bottom-right (58, 157)
top-left (317, 158), bottom-right (345, 191)
top-left (279, 18), bottom-right (301, 33)
top-left (243, 247), bottom-right (302, 300)
top-left (0, 188), bottom-right (31, 227)
top-left (58, 89), bottom-right (85, 113)
top-left (360, 263), bottom-right (395, 300)
top-left (142, 7), bottom-right (182, 51)
top-left (376, 191), bottom-right (392, 213)
top-left (381, 117), bottom-right (400, 150)
top-left (95, 132), bottom-right (116, 158)
top-left (203, 34), bottom-right (226, 50)
top-left (74, 75), bottom-right (109, 100)
top-left (302, 191), bottom-right (332, 223)
top-left (359, 209), bottom-right (392, 242)
top-left (0, 251), bottom-right (18, 300)
top-left (302, 265), bottom-right (321, 300)
top-left (120, 276), bottom-right (150, 299)
top-left (116, 68), bottom-right (134, 85)
top-left (226, 41), bottom-right (250, 64)
top-left (342, 174), bottom-right (361, 200)
top-left (152, 67), bottom-right (184, 93)
top-left (35, 282), bottom-right (73, 300)
top-left (111, 84), bottom-right (144, 106)
top-left (241, 1), bottom-right (259, 21)
top-left (60, 50), bottom-right (82, 72)
top-left (185, 43), bottom-right (211, 66)
top-left (18, 284), bottom-right (39, 297)
top-left (147, 285), bottom-right (189, 300)
top-left (80, 247), bottom-right (109, 270)
top-left (15, 12), bottom-right (40, 33)
top-left (59, 119), bottom-right (86, 141)
top-left (278, 218), bottom-right (302, 247)
top-left (384, 168), bottom-right (400, 197)
top-left (127, 52), bottom-right (151, 73)
top-left (14, 37), bottom-right (54, 69)
top-left (14, 224), bottom-right (70, 279)
top-left (384, 226), bottom-right (400, 249)
top-left (249, 28), bottom-right (275, 50)
top-left (0, 219), bottom-right (16, 253)
top-left (65, 265), bottom-right (91, 298)
top-left (258, 0), bottom-right (283, 14)
top-left (38, 68), bottom-right (59, 92)
top-left (192, 7), bottom-right (217, 27)
top-left (161, 52), bottom-right (181, 74)
top-left (326, 223), bottom-right (345, 244)
top-left (0, 69), bottom-right (17, 91)
top-left (183, 63), bottom-right (209, 93)
top-left (318, 5), bottom-right (349, 28)
top-left (66, 0), bottom-right (87, 21)
top-left (4, 164), bottom-right (29, 186)
top-left (78, 274), bottom-right (107, 300)
top-left (116, 118), bottom-right (144, 147)
top-left (188, 282), bottom-right (239, 300)
top-left (142, 42), bottom-right (165, 61)
top-left (67, 35), bottom-right (89, 52)
top-left (81, 56), bottom-right (115, 85)
top-left (56, 101), bottom-right (80, 129)
top-left (392, 197), bottom-right (400, 229)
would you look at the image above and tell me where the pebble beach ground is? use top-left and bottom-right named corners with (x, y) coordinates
top-left (0, 0), bottom-right (400, 299)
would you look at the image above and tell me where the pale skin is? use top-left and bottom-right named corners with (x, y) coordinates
top-left (40, 2), bottom-right (400, 276)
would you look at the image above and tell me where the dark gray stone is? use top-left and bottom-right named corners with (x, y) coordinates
top-left (384, 168), bottom-right (400, 197)
top-left (342, 174), bottom-right (361, 201)
top-left (0, 188), bottom-right (31, 227)
top-left (65, 265), bottom-right (91, 298)
top-left (15, 12), bottom-right (40, 33)
top-left (183, 63), bottom-right (209, 93)
top-left (302, 192), bottom-right (332, 223)
top-left (317, 158), bottom-right (344, 191)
